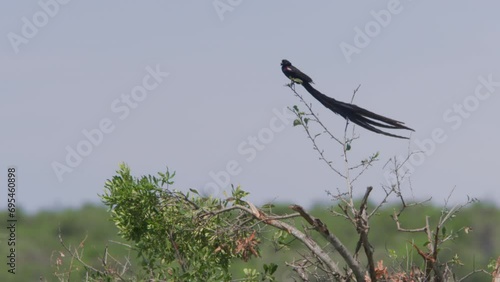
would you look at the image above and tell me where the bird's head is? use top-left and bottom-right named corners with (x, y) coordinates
top-left (281, 59), bottom-right (291, 67)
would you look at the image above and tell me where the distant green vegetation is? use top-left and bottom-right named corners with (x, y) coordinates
top-left (0, 201), bottom-right (498, 281)
top-left (0, 204), bottom-right (137, 281)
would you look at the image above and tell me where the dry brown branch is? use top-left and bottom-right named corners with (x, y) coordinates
top-left (491, 257), bottom-right (500, 282)
top-left (57, 231), bottom-right (127, 282)
top-left (289, 204), bottom-right (365, 282)
top-left (286, 260), bottom-right (310, 282)
top-left (354, 187), bottom-right (376, 282)
top-left (212, 202), bottom-right (344, 277)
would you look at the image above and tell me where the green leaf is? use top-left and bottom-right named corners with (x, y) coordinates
top-left (267, 263), bottom-right (278, 274)
top-left (261, 203), bottom-right (275, 209)
top-left (293, 119), bottom-right (301, 126)
top-left (304, 118), bottom-right (309, 125)
top-left (388, 249), bottom-right (398, 259)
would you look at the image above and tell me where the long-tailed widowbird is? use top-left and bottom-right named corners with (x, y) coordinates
top-left (281, 59), bottom-right (414, 139)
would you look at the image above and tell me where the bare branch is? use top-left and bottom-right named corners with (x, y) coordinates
top-left (392, 212), bottom-right (427, 233)
top-left (349, 84), bottom-right (362, 103)
top-left (211, 202), bottom-right (344, 276)
top-left (286, 260), bottom-right (310, 282)
top-left (287, 84), bottom-right (343, 145)
top-left (58, 230), bottom-right (126, 282)
top-left (356, 187), bottom-right (376, 282)
top-left (289, 204), bottom-right (365, 282)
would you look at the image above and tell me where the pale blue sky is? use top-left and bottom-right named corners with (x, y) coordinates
top-left (1, 1), bottom-right (499, 213)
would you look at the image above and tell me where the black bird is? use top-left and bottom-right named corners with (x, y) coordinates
top-left (281, 59), bottom-right (313, 84)
top-left (281, 59), bottom-right (414, 139)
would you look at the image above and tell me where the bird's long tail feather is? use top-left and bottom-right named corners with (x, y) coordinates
top-left (301, 82), bottom-right (413, 139)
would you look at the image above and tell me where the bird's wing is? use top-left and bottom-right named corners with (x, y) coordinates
top-left (283, 65), bottom-right (313, 84)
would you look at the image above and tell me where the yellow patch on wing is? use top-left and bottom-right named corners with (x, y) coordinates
top-left (288, 76), bottom-right (303, 84)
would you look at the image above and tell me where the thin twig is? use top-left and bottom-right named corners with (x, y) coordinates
top-left (287, 84), bottom-right (343, 145)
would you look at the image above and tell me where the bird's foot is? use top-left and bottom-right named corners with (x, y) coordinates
top-left (285, 82), bottom-right (296, 90)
